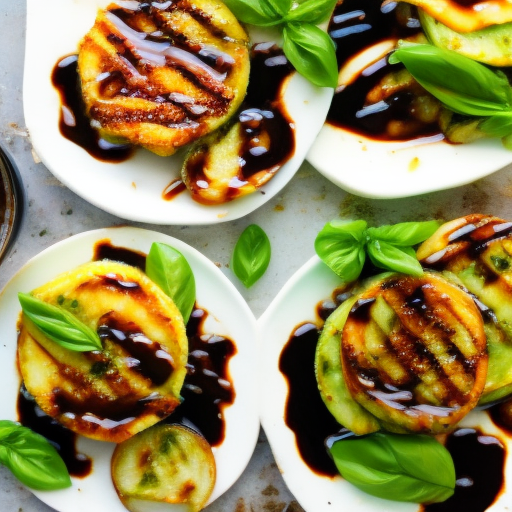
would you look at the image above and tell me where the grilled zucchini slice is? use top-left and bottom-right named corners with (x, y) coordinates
top-left (340, 272), bottom-right (488, 434)
top-left (112, 424), bottom-right (215, 512)
top-left (78, 0), bottom-right (250, 156)
top-left (17, 260), bottom-right (188, 443)
top-left (418, 214), bottom-right (512, 404)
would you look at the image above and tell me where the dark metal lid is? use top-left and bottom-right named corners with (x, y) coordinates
top-left (0, 145), bottom-right (24, 265)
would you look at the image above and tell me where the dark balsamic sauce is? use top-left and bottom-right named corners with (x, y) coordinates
top-left (17, 241), bottom-right (236, 475)
top-left (182, 44), bottom-right (295, 203)
top-left (162, 178), bottom-right (187, 201)
top-left (51, 55), bottom-right (133, 162)
top-left (421, 429), bottom-right (506, 512)
top-left (327, 0), bottom-right (440, 140)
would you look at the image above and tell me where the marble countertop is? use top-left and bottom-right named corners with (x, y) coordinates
top-left (2, 2), bottom-right (512, 512)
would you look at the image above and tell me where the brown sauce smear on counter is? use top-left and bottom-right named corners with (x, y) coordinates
top-left (17, 241), bottom-right (236, 476)
top-left (326, 0), bottom-right (440, 140)
top-left (280, 289), bottom-right (508, 507)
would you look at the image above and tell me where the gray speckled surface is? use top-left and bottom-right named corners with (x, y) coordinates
top-left (2, 1), bottom-right (512, 512)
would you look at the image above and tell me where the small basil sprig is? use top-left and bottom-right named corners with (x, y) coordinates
top-left (0, 420), bottom-right (71, 490)
top-left (330, 432), bottom-right (455, 503)
top-left (231, 224), bottom-right (271, 288)
top-left (223, 0), bottom-right (338, 88)
top-left (145, 242), bottom-right (196, 323)
top-left (315, 219), bottom-right (440, 282)
top-left (389, 43), bottom-right (512, 147)
top-left (18, 292), bottom-right (102, 351)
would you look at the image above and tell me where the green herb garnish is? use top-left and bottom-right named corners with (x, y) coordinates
top-left (145, 242), bottom-right (196, 324)
top-left (223, 0), bottom-right (338, 88)
top-left (0, 420), bottom-right (71, 490)
top-left (231, 224), bottom-right (271, 288)
top-left (18, 292), bottom-right (102, 352)
top-left (389, 43), bottom-right (512, 148)
top-left (330, 432), bottom-right (455, 503)
top-left (315, 219), bottom-right (440, 282)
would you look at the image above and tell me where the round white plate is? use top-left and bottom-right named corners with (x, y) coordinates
top-left (0, 227), bottom-right (259, 512)
top-left (258, 255), bottom-right (512, 512)
top-left (307, 125), bottom-right (512, 199)
top-left (23, 0), bottom-right (333, 225)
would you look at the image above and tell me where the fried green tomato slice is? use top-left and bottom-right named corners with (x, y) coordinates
top-left (417, 214), bottom-right (512, 404)
top-left (340, 273), bottom-right (488, 434)
top-left (17, 260), bottom-right (188, 443)
top-left (78, 0), bottom-right (250, 156)
top-left (112, 424), bottom-right (216, 512)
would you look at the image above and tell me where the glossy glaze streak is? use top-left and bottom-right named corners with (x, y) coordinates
top-left (51, 55), bottom-right (133, 162)
top-left (182, 44), bottom-right (295, 203)
top-left (326, 0), bottom-right (440, 140)
top-left (17, 384), bottom-right (92, 478)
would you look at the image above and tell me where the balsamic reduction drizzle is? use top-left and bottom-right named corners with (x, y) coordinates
top-left (17, 241), bottom-right (236, 476)
top-left (51, 55), bottom-right (133, 163)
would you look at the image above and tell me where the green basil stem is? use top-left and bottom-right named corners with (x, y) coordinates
top-left (18, 292), bottom-right (102, 352)
top-left (0, 420), bottom-right (71, 490)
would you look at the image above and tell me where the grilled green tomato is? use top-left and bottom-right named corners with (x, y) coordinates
top-left (17, 260), bottom-right (188, 443)
top-left (419, 9), bottom-right (512, 66)
top-left (112, 424), bottom-right (216, 512)
top-left (418, 214), bottom-right (512, 404)
top-left (78, 0), bottom-right (250, 156)
top-left (340, 272), bottom-right (488, 434)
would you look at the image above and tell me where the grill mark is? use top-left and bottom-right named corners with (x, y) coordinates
top-left (176, 0), bottom-right (230, 40)
top-left (383, 286), bottom-right (474, 402)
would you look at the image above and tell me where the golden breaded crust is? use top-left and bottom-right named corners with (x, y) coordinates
top-left (17, 260), bottom-right (188, 443)
top-left (78, 0), bottom-right (250, 156)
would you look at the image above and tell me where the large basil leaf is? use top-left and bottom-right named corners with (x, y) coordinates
top-left (285, 0), bottom-right (337, 24)
top-left (146, 242), bottom-right (196, 324)
top-left (367, 221), bottom-right (440, 247)
top-left (367, 241), bottom-right (423, 276)
top-left (283, 22), bottom-right (338, 88)
top-left (222, 0), bottom-right (282, 25)
top-left (315, 220), bottom-right (367, 283)
top-left (330, 432), bottom-right (455, 503)
top-left (18, 292), bottom-right (102, 352)
top-left (0, 420), bottom-right (71, 490)
top-left (389, 44), bottom-right (512, 117)
top-left (231, 224), bottom-right (271, 288)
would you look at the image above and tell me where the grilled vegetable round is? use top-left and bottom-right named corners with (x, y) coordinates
top-left (78, 0), bottom-right (250, 156)
top-left (418, 214), bottom-right (512, 404)
top-left (340, 272), bottom-right (488, 433)
top-left (112, 423), bottom-right (216, 512)
top-left (17, 260), bottom-right (188, 443)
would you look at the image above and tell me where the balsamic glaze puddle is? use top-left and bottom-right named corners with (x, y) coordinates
top-left (17, 241), bottom-right (236, 477)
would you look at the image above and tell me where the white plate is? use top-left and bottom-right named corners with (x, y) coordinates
top-left (0, 227), bottom-right (259, 512)
top-left (258, 255), bottom-right (512, 512)
top-left (307, 124), bottom-right (512, 199)
top-left (23, 0), bottom-right (333, 225)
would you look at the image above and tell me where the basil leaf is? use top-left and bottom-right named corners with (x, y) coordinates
top-left (18, 292), bottom-right (102, 352)
top-left (0, 420), bottom-right (71, 490)
top-left (367, 240), bottom-right (423, 276)
top-left (315, 220), bottom-right (367, 283)
top-left (222, 0), bottom-right (282, 26)
top-left (231, 224), bottom-right (271, 288)
top-left (367, 221), bottom-right (440, 247)
top-left (146, 242), bottom-right (196, 324)
top-left (283, 22), bottom-right (338, 88)
top-left (330, 432), bottom-right (455, 503)
top-left (285, 0), bottom-right (337, 24)
top-left (390, 44), bottom-right (512, 117)
top-left (480, 114), bottom-right (512, 138)
top-left (266, 0), bottom-right (292, 17)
